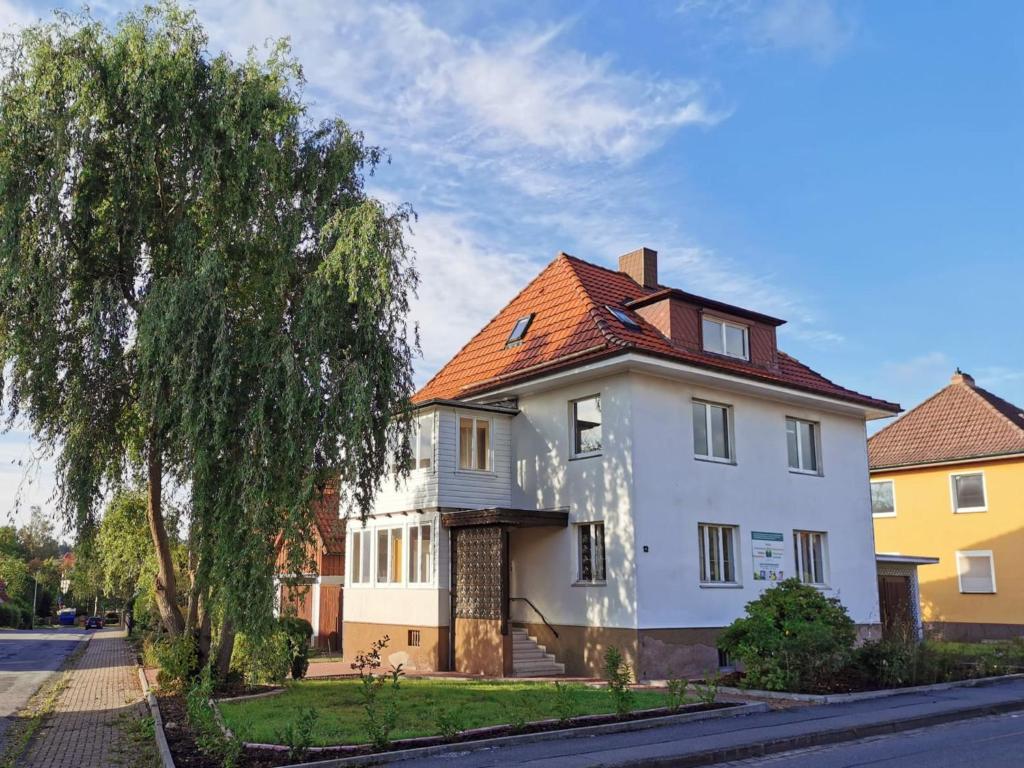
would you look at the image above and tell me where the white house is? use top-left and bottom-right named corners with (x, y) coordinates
top-left (342, 248), bottom-right (899, 679)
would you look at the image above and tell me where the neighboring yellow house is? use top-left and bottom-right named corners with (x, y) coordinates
top-left (869, 370), bottom-right (1024, 641)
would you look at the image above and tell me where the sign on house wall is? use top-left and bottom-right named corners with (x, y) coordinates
top-left (751, 531), bottom-right (785, 582)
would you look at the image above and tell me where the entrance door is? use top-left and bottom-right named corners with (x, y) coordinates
top-left (878, 575), bottom-right (913, 640)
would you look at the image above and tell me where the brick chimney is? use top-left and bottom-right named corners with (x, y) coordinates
top-left (951, 369), bottom-right (975, 387)
top-left (618, 247), bottom-right (658, 289)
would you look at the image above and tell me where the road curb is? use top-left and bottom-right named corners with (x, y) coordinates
top-left (614, 697), bottom-right (1024, 767)
top-left (138, 666), bottom-right (176, 768)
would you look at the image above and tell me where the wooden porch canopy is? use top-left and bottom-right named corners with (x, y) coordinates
top-left (441, 508), bottom-right (568, 529)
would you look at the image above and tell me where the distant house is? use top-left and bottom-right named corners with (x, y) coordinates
top-left (275, 486), bottom-right (345, 651)
top-left (870, 371), bottom-right (1024, 641)
top-left (343, 248), bottom-right (899, 679)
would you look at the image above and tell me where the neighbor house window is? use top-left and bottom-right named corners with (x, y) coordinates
top-left (956, 550), bottom-right (996, 593)
top-left (376, 527), bottom-right (404, 584)
top-left (458, 416), bottom-right (491, 470)
top-left (793, 530), bottom-right (828, 586)
top-left (702, 316), bottom-right (749, 360)
top-left (351, 529), bottom-right (371, 584)
top-left (871, 480), bottom-right (896, 517)
top-left (698, 523), bottom-right (738, 584)
top-left (408, 523), bottom-right (433, 584)
top-left (408, 413), bottom-right (434, 470)
top-left (577, 522), bottom-right (606, 583)
top-left (951, 472), bottom-right (986, 512)
top-left (572, 395), bottom-right (602, 457)
top-left (786, 417), bottom-right (820, 473)
top-left (693, 401), bottom-right (733, 462)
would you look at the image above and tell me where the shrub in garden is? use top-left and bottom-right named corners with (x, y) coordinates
top-left (154, 633), bottom-right (199, 692)
top-left (554, 681), bottom-right (580, 723)
top-left (718, 578), bottom-right (856, 692)
top-left (232, 630), bottom-right (292, 685)
top-left (276, 707), bottom-right (319, 762)
top-left (602, 646), bottom-right (634, 715)
top-left (279, 616), bottom-right (314, 680)
top-left (351, 636), bottom-right (404, 748)
top-left (665, 678), bottom-right (690, 712)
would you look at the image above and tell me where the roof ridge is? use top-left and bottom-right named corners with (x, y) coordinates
top-left (414, 253), bottom-right (572, 399)
top-left (966, 383), bottom-right (1024, 435)
top-left (868, 381), bottom-right (957, 445)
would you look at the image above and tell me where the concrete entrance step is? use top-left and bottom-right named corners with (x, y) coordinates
top-left (510, 626), bottom-right (565, 677)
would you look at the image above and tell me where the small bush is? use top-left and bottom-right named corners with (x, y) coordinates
top-left (185, 668), bottom-right (241, 766)
top-left (665, 678), bottom-right (690, 712)
top-left (276, 707), bottom-right (319, 762)
top-left (232, 631), bottom-right (291, 686)
top-left (553, 681), bottom-right (580, 723)
top-left (694, 671), bottom-right (721, 705)
top-left (154, 633), bottom-right (199, 692)
top-left (718, 578), bottom-right (856, 692)
top-left (434, 706), bottom-right (466, 739)
top-left (602, 646), bottom-right (634, 715)
top-left (351, 636), bottom-right (404, 748)
top-left (279, 616), bottom-right (314, 680)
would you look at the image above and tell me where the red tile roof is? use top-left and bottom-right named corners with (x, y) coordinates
top-left (415, 253), bottom-right (898, 413)
top-left (868, 372), bottom-right (1024, 469)
top-left (312, 487), bottom-right (345, 553)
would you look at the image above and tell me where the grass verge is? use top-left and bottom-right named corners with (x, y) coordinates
top-left (220, 678), bottom-right (672, 746)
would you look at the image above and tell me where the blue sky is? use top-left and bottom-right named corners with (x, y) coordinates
top-left (2, 0), bottom-right (1023, 529)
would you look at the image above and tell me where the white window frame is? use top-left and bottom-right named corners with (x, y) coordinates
top-left (570, 395), bottom-right (602, 459)
top-left (407, 522), bottom-right (434, 586)
top-left (409, 412), bottom-right (434, 471)
top-left (870, 479), bottom-right (897, 518)
top-left (692, 400), bottom-right (735, 463)
top-left (956, 549), bottom-right (997, 594)
top-left (457, 413), bottom-right (492, 472)
top-left (575, 521), bottom-right (607, 585)
top-left (349, 528), bottom-right (372, 586)
top-left (698, 523), bottom-right (740, 585)
top-left (375, 525), bottom-right (405, 586)
top-left (786, 417), bottom-right (821, 475)
top-left (701, 315), bottom-right (750, 360)
top-left (950, 471), bottom-right (987, 513)
top-left (793, 530), bottom-right (829, 587)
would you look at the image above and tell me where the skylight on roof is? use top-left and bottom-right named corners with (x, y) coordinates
top-left (607, 305), bottom-right (641, 331)
top-left (507, 314), bottom-right (534, 345)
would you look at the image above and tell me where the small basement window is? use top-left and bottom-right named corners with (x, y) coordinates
top-left (408, 629), bottom-right (421, 647)
top-left (507, 314), bottom-right (534, 345)
top-left (606, 305), bottom-right (641, 331)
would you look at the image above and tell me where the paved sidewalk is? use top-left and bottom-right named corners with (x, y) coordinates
top-left (408, 678), bottom-right (1024, 767)
top-left (23, 628), bottom-right (147, 768)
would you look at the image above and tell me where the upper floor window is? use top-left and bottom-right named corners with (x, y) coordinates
top-left (786, 417), bottom-right (820, 474)
top-left (693, 400), bottom-right (733, 462)
top-left (408, 413), bottom-right (433, 470)
top-left (351, 529), bottom-right (372, 584)
top-left (458, 416), bottom-right (491, 471)
top-left (576, 522), bottom-right (606, 583)
top-left (507, 314), bottom-right (534, 345)
top-left (702, 316), bottom-right (749, 360)
top-left (376, 526), bottom-right (404, 584)
top-left (571, 395), bottom-right (602, 457)
top-left (793, 530), bottom-right (828, 586)
top-left (956, 550), bottom-right (996, 593)
top-left (698, 523), bottom-right (738, 584)
top-left (951, 472), bottom-right (986, 513)
top-left (871, 480), bottom-right (895, 517)
top-left (408, 523), bottom-right (433, 584)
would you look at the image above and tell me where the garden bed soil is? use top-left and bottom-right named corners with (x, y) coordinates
top-left (158, 692), bottom-right (737, 768)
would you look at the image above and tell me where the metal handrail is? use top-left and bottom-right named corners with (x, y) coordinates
top-left (509, 596), bottom-right (559, 639)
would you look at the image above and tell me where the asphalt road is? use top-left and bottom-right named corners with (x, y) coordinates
top-left (0, 628), bottom-right (85, 746)
top-left (719, 711), bottom-right (1024, 768)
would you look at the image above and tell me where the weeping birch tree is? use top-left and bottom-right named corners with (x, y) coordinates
top-left (0, 3), bottom-right (416, 667)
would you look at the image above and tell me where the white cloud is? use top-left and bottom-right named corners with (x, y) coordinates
top-left (0, 0), bottom-right (33, 30)
top-left (677, 0), bottom-right (855, 62)
top-left (0, 429), bottom-right (58, 529)
top-left (880, 352), bottom-right (951, 385)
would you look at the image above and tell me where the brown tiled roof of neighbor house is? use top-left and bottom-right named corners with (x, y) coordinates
top-left (414, 252), bottom-right (898, 412)
top-left (312, 486), bottom-right (345, 553)
top-left (868, 371), bottom-right (1024, 469)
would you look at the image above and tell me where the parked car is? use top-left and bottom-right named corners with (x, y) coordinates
top-left (85, 616), bottom-right (104, 630)
top-left (104, 611), bottom-right (120, 626)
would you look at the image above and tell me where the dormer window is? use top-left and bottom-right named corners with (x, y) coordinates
top-left (702, 316), bottom-right (749, 360)
top-left (507, 314), bottom-right (534, 345)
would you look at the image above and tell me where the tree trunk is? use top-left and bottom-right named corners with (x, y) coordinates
top-left (214, 616), bottom-right (236, 680)
top-left (195, 604), bottom-right (213, 671)
top-left (146, 446), bottom-right (185, 636)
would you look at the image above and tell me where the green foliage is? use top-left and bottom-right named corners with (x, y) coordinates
top-left (665, 678), bottom-right (691, 712)
top-left (351, 636), bottom-right (404, 748)
top-left (718, 578), bottom-right (856, 692)
top-left (154, 633), bottom-right (199, 692)
top-left (0, 556), bottom-right (30, 604)
top-left (96, 490), bottom-right (157, 602)
top-left (275, 707), bottom-right (319, 762)
top-left (232, 631), bottom-right (291, 686)
top-left (693, 672), bottom-right (721, 705)
top-left (0, 1), bottom-right (417, 641)
top-left (434, 707), bottom-right (466, 739)
top-left (278, 616), bottom-right (314, 680)
top-left (553, 681), bottom-right (580, 723)
top-left (185, 668), bottom-right (241, 767)
top-left (0, 602), bottom-right (32, 628)
top-left (852, 638), bottom-right (1024, 689)
top-left (602, 646), bottom-right (634, 716)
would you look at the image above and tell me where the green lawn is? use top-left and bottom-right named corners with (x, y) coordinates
top-left (219, 678), bottom-right (672, 746)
